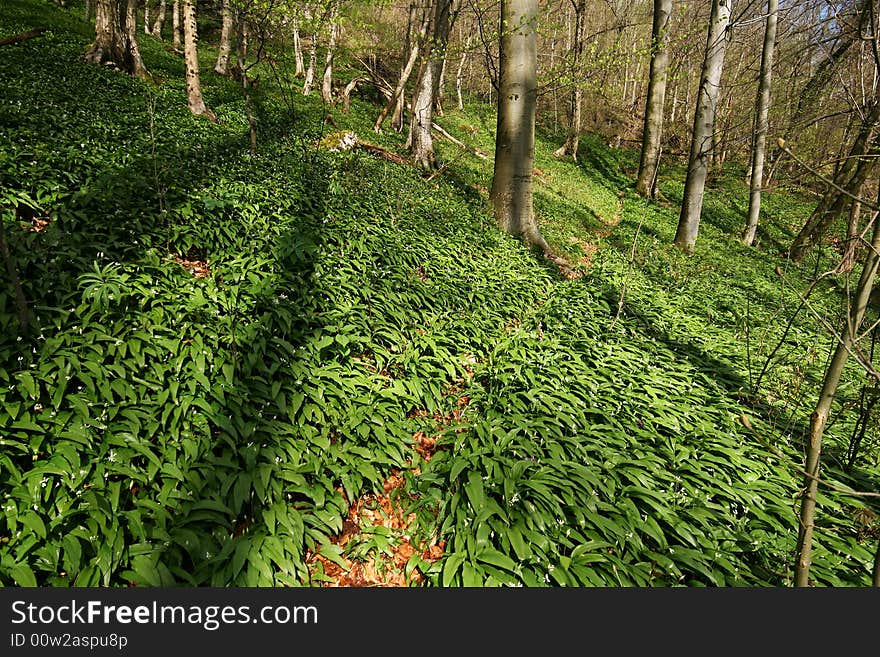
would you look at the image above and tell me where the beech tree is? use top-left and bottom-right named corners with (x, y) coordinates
top-left (84, 0), bottom-right (148, 78)
top-left (490, 0), bottom-right (549, 252)
top-left (553, 0), bottom-right (586, 160)
top-left (407, 0), bottom-right (455, 169)
top-left (373, 2), bottom-right (430, 133)
top-left (181, 0), bottom-right (216, 120)
top-left (172, 0), bottom-right (181, 49)
top-left (635, 0), bottom-right (672, 198)
top-left (673, 0), bottom-right (732, 253)
top-left (742, 0), bottom-right (778, 246)
top-left (321, 0), bottom-right (341, 105)
top-left (151, 0), bottom-right (167, 38)
top-left (214, 0), bottom-right (233, 75)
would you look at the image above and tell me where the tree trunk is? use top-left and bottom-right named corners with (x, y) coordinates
top-left (742, 0), bottom-right (778, 246)
top-left (789, 99), bottom-right (880, 262)
top-left (490, 0), bottom-right (548, 252)
top-left (375, 2), bottom-right (427, 132)
top-left (456, 48), bottom-right (467, 110)
top-left (293, 14), bottom-right (304, 77)
top-left (553, 0), bottom-right (586, 159)
top-left (303, 32), bottom-right (317, 95)
top-left (838, 194), bottom-right (863, 275)
top-left (673, 0), bottom-right (732, 253)
top-left (795, 190), bottom-right (880, 586)
top-left (408, 0), bottom-right (453, 169)
top-left (181, 0), bottom-right (215, 120)
top-left (151, 0), bottom-right (166, 38)
top-left (172, 0), bottom-right (180, 49)
top-left (214, 0), bottom-right (233, 75)
top-left (321, 0), bottom-right (340, 106)
top-left (635, 0), bottom-right (672, 197)
top-left (435, 55), bottom-right (447, 115)
top-left (144, 0), bottom-right (151, 34)
top-left (85, 0), bottom-right (93, 22)
top-left (84, 0), bottom-right (148, 78)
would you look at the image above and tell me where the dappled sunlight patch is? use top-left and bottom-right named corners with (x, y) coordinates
top-left (305, 471), bottom-right (446, 587)
top-left (171, 254), bottom-right (212, 278)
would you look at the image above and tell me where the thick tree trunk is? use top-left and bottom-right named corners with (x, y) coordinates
top-left (789, 100), bottom-right (880, 262)
top-left (123, 0), bottom-right (147, 76)
top-left (553, 0), bottom-right (586, 159)
top-left (181, 0), bottom-right (215, 120)
top-left (214, 0), bottom-right (233, 75)
top-left (490, 0), bottom-right (548, 252)
top-left (635, 0), bottom-right (672, 198)
top-left (151, 0), bottom-right (166, 38)
top-left (84, 0), bottom-right (147, 78)
top-left (795, 198), bottom-right (880, 587)
top-left (673, 0), bottom-right (732, 253)
top-left (408, 0), bottom-right (453, 169)
top-left (321, 0), bottom-right (340, 105)
top-left (742, 0), bottom-right (778, 246)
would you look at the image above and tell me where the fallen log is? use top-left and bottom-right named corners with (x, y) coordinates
top-left (0, 27), bottom-right (47, 47)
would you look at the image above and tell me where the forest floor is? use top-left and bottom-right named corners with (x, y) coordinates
top-left (1, 0), bottom-right (880, 587)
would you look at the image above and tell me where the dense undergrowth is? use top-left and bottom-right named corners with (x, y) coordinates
top-left (1, 0), bottom-right (878, 587)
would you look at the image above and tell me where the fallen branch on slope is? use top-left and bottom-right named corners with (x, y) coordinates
top-left (0, 27), bottom-right (46, 47)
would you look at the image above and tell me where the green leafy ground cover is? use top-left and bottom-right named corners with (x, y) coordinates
top-left (1, 0), bottom-right (878, 587)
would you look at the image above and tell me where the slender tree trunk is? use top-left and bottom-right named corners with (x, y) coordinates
top-left (181, 0), bottom-right (215, 120)
top-left (490, 0), bottom-right (548, 252)
top-left (795, 187), bottom-right (880, 586)
top-left (553, 0), bottom-right (586, 159)
top-left (673, 0), bottom-right (732, 253)
top-left (742, 0), bottom-right (778, 246)
top-left (293, 14), bottom-right (304, 77)
top-left (172, 0), bottom-right (181, 49)
top-left (144, 0), bottom-right (151, 34)
top-left (435, 55), bottom-right (447, 115)
top-left (375, 2), bottom-right (427, 132)
top-left (635, 0), bottom-right (672, 197)
top-left (456, 48), bottom-right (467, 110)
top-left (151, 0), bottom-right (166, 38)
top-left (408, 0), bottom-right (453, 169)
top-left (214, 0), bottom-right (233, 75)
top-left (85, 0), bottom-right (93, 22)
top-left (234, 13), bottom-right (256, 150)
top-left (321, 0), bottom-right (340, 106)
top-left (838, 194), bottom-right (863, 275)
top-left (303, 32), bottom-right (317, 95)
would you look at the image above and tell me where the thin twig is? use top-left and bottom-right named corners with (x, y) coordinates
top-left (740, 414), bottom-right (880, 498)
top-left (609, 209), bottom-right (642, 330)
